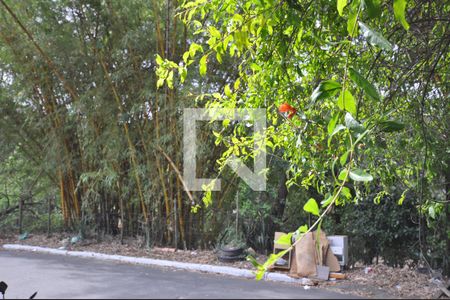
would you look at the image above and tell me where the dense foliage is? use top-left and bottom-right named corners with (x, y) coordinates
top-left (0, 0), bottom-right (448, 275)
top-left (158, 0), bottom-right (449, 275)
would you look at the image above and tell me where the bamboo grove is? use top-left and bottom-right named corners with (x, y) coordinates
top-left (0, 0), bottom-right (214, 248)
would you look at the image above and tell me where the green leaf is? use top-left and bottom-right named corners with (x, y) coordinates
top-left (338, 169), bottom-right (348, 181)
top-left (275, 233), bottom-right (293, 246)
top-left (166, 71), bottom-right (174, 89)
top-left (354, 129), bottom-right (370, 146)
top-left (212, 131), bottom-right (221, 138)
top-left (337, 90), bottom-right (357, 116)
top-left (347, 11), bottom-right (359, 37)
top-left (180, 67), bottom-right (187, 83)
top-left (232, 14), bottom-right (244, 24)
top-left (311, 80), bottom-right (342, 104)
top-left (363, 0), bottom-right (381, 19)
top-left (182, 51), bottom-right (190, 63)
top-left (208, 26), bottom-right (222, 38)
top-left (328, 124), bottom-right (346, 147)
top-left (155, 54), bottom-right (163, 65)
top-left (345, 113), bottom-right (365, 133)
top-left (255, 269), bottom-right (265, 281)
top-left (340, 150), bottom-right (350, 166)
top-left (224, 84), bottom-right (232, 98)
top-left (359, 22), bottom-right (393, 51)
top-left (199, 55), bottom-right (208, 76)
top-left (156, 78), bottom-right (165, 89)
top-left (374, 191), bottom-right (386, 205)
top-left (341, 186), bottom-right (352, 199)
top-left (297, 225), bottom-right (309, 234)
top-left (349, 169), bottom-right (374, 182)
top-left (216, 52), bottom-right (223, 64)
top-left (328, 112), bottom-right (340, 135)
top-left (263, 250), bottom-right (289, 273)
top-left (250, 63), bottom-right (262, 72)
top-left (234, 78), bottom-right (241, 90)
top-left (379, 120), bottom-right (405, 132)
top-left (398, 189), bottom-right (408, 205)
top-left (349, 68), bottom-right (380, 101)
top-left (321, 194), bottom-right (334, 207)
top-left (189, 43), bottom-right (203, 57)
top-left (304, 198), bottom-right (320, 216)
top-left (394, 0), bottom-right (410, 30)
top-left (428, 206), bottom-right (436, 219)
top-left (337, 0), bottom-right (348, 16)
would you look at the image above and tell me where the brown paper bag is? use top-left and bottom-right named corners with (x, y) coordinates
top-left (289, 230), bottom-right (341, 277)
top-left (289, 232), bottom-right (317, 277)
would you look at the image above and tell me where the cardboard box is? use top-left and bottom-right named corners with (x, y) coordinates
top-left (273, 232), bottom-right (292, 270)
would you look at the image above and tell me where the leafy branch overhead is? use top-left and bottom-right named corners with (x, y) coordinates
top-left (155, 0), bottom-right (448, 278)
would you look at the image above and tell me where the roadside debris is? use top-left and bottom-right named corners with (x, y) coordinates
top-left (330, 273), bottom-right (346, 280)
top-left (70, 235), bottom-right (81, 245)
top-left (153, 247), bottom-right (176, 253)
top-left (0, 234), bottom-right (446, 299)
top-left (272, 231), bottom-right (343, 282)
top-left (18, 232), bottom-right (29, 241)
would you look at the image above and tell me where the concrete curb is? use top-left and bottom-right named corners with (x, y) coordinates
top-left (2, 244), bottom-right (305, 284)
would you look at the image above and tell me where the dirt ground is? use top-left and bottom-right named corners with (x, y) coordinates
top-left (0, 233), bottom-right (447, 299)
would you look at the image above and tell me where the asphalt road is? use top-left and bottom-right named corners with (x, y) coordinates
top-left (0, 250), bottom-right (356, 299)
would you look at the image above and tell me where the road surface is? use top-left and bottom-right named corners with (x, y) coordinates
top-left (0, 250), bottom-right (357, 299)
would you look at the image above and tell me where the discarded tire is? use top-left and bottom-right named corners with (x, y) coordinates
top-left (218, 254), bottom-right (246, 262)
top-left (217, 246), bottom-right (246, 262)
top-left (219, 246), bottom-right (244, 257)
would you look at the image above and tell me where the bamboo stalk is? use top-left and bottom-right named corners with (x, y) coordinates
top-left (99, 56), bottom-right (149, 224)
top-left (177, 179), bottom-right (186, 249)
top-left (58, 169), bottom-right (68, 226)
top-left (152, 0), bottom-right (165, 55)
top-left (156, 156), bottom-right (172, 242)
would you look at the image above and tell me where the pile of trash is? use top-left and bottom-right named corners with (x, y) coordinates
top-left (271, 231), bottom-right (345, 283)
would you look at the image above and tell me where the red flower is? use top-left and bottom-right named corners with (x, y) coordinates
top-left (279, 103), bottom-right (297, 119)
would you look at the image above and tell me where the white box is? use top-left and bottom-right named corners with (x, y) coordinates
top-left (327, 235), bottom-right (348, 267)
